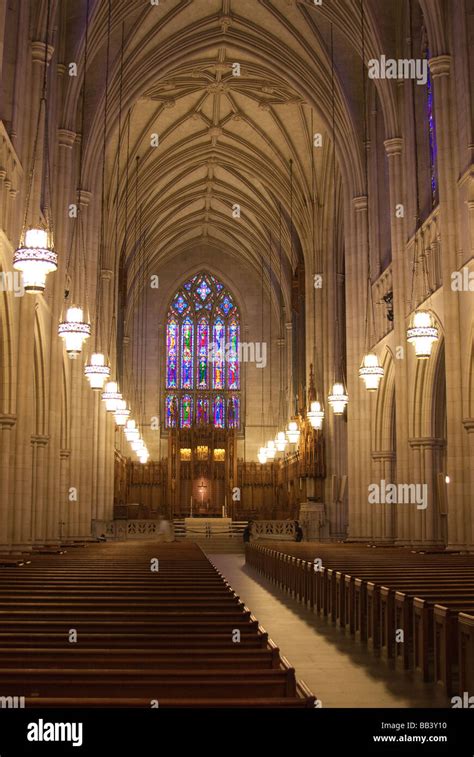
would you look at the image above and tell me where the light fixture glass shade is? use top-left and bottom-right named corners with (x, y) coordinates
top-left (257, 446), bottom-right (268, 464)
top-left (58, 306), bottom-right (91, 358)
top-left (286, 420), bottom-right (300, 444)
top-left (407, 310), bottom-right (438, 359)
top-left (101, 381), bottom-right (121, 412)
top-left (125, 419), bottom-right (140, 442)
top-left (13, 227), bottom-right (57, 293)
top-left (114, 399), bottom-right (130, 426)
top-left (84, 352), bottom-right (110, 390)
top-left (308, 401), bottom-right (325, 429)
top-left (328, 383), bottom-right (348, 415)
top-left (139, 452), bottom-right (149, 464)
top-left (359, 353), bottom-right (384, 391)
top-left (266, 440), bottom-right (276, 460)
top-left (131, 439), bottom-right (145, 452)
top-left (275, 431), bottom-right (288, 452)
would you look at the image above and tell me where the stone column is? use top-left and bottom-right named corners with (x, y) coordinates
top-left (59, 448), bottom-right (70, 541)
top-left (384, 138), bottom-right (412, 545)
top-left (0, 414), bottom-right (16, 551)
top-left (371, 451), bottom-right (396, 543)
top-left (31, 434), bottom-right (49, 544)
top-left (44, 127), bottom-right (76, 544)
top-left (345, 196), bottom-right (372, 540)
top-left (429, 55), bottom-right (471, 549)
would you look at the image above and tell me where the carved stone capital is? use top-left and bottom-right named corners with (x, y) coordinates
top-left (58, 129), bottom-right (77, 149)
top-left (384, 138), bottom-right (404, 158)
top-left (0, 413), bottom-right (16, 429)
top-left (428, 55), bottom-right (451, 79)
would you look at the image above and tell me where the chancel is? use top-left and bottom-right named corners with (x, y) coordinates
top-left (0, 0), bottom-right (473, 714)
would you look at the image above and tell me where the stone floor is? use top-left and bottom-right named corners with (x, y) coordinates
top-left (209, 553), bottom-right (451, 709)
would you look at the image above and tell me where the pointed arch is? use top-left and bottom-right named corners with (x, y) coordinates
top-left (164, 271), bottom-right (241, 429)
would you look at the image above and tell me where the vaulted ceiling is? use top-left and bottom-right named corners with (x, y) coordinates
top-left (52, 0), bottom-right (422, 310)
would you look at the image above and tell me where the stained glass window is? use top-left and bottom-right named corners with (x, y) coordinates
top-left (227, 396), bottom-right (240, 428)
top-left (197, 318), bottom-right (209, 388)
top-left (425, 49), bottom-right (438, 207)
top-left (166, 395), bottom-right (178, 428)
top-left (180, 317), bottom-right (194, 389)
top-left (213, 318), bottom-right (225, 390)
top-left (180, 394), bottom-right (193, 428)
top-left (227, 318), bottom-right (240, 390)
top-left (165, 272), bottom-right (241, 428)
top-left (166, 318), bottom-right (179, 389)
top-left (196, 396), bottom-right (209, 425)
top-left (214, 395), bottom-right (225, 428)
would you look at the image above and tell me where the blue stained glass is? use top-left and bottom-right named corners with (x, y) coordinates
top-left (166, 395), bottom-right (178, 427)
top-left (173, 294), bottom-right (188, 314)
top-left (196, 396), bottom-right (209, 424)
top-left (181, 317), bottom-right (194, 389)
top-left (213, 318), bottom-right (225, 389)
top-left (196, 278), bottom-right (211, 300)
top-left (166, 318), bottom-right (179, 389)
top-left (219, 296), bottom-right (234, 315)
top-left (214, 395), bottom-right (224, 428)
top-left (227, 396), bottom-right (240, 428)
top-left (180, 394), bottom-right (193, 428)
top-left (426, 51), bottom-right (437, 205)
top-left (165, 272), bottom-right (240, 428)
top-left (197, 318), bottom-right (209, 388)
top-left (227, 318), bottom-right (239, 389)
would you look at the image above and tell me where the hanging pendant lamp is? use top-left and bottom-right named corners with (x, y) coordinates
top-left (266, 440), bottom-right (276, 460)
top-left (407, 310), bottom-right (438, 359)
top-left (286, 420), bottom-right (300, 444)
top-left (14, 228), bottom-right (58, 294)
top-left (275, 431), bottom-right (287, 452)
top-left (308, 400), bottom-right (325, 429)
top-left (328, 383), bottom-right (348, 415)
top-left (114, 399), bottom-right (130, 426)
top-left (84, 352), bottom-right (110, 390)
top-left (357, 2), bottom-right (384, 393)
top-left (257, 446), bottom-right (268, 464)
top-left (102, 381), bottom-right (121, 412)
top-left (124, 419), bottom-right (140, 442)
top-left (58, 306), bottom-right (91, 358)
top-left (359, 353), bottom-right (384, 391)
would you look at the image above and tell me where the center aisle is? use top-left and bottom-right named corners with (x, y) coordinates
top-left (209, 554), bottom-right (450, 709)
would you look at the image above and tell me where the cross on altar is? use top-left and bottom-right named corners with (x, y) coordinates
top-left (198, 480), bottom-right (208, 507)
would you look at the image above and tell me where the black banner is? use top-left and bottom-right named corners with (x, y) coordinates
top-left (0, 708), bottom-right (472, 755)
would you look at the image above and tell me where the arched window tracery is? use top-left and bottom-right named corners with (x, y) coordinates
top-left (165, 273), bottom-right (240, 428)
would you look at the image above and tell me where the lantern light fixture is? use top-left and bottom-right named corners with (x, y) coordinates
top-left (84, 352), bottom-right (110, 390)
top-left (407, 310), bottom-right (439, 359)
top-left (275, 431), bottom-right (288, 453)
top-left (308, 400), bottom-right (325, 430)
top-left (257, 446), bottom-right (268, 464)
top-left (13, 228), bottom-right (58, 294)
top-left (266, 440), bottom-right (276, 460)
top-left (124, 419), bottom-right (140, 442)
top-left (114, 399), bottom-right (130, 427)
top-left (101, 381), bottom-right (122, 412)
top-left (286, 420), bottom-right (300, 444)
top-left (58, 306), bottom-right (91, 358)
top-left (328, 383), bottom-right (348, 415)
top-left (359, 353), bottom-right (384, 391)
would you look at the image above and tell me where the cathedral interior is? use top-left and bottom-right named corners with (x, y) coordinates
top-left (0, 0), bottom-right (473, 727)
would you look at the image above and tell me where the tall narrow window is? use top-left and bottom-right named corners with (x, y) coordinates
top-left (164, 273), bottom-right (241, 428)
top-left (213, 317), bottom-right (225, 390)
top-left (166, 318), bottom-right (179, 389)
top-left (180, 317), bottom-right (194, 389)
